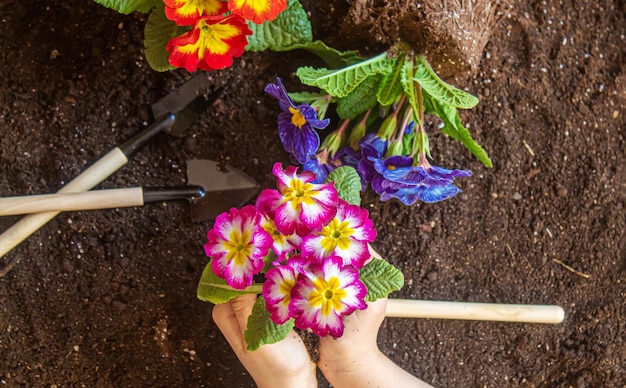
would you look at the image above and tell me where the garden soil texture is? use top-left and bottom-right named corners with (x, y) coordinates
top-left (1, 1), bottom-right (625, 387)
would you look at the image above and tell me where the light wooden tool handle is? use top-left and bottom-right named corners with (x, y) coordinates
top-left (385, 299), bottom-right (565, 324)
top-left (0, 148), bottom-right (128, 258)
top-left (0, 187), bottom-right (144, 216)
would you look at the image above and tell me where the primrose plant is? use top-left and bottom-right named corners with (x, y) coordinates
top-left (265, 42), bottom-right (493, 205)
top-left (197, 163), bottom-right (403, 348)
top-left (93, 0), bottom-right (313, 71)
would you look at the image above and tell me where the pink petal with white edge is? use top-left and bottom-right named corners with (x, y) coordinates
top-left (262, 265), bottom-right (297, 323)
top-left (339, 203), bottom-right (377, 242)
top-left (255, 188), bottom-right (283, 218)
top-left (334, 240), bottom-right (369, 268)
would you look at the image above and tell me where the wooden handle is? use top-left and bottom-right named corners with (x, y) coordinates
top-left (0, 148), bottom-right (128, 258)
top-left (385, 299), bottom-right (565, 324)
top-left (0, 187), bottom-right (144, 216)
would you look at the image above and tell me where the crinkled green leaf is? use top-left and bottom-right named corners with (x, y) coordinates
top-left (296, 52), bottom-right (394, 98)
top-left (336, 75), bottom-right (380, 119)
top-left (423, 91), bottom-right (492, 167)
top-left (197, 260), bottom-right (261, 304)
top-left (93, 0), bottom-right (158, 14)
top-left (283, 40), bottom-right (363, 68)
top-left (377, 54), bottom-right (405, 106)
top-left (144, 6), bottom-right (187, 72)
top-left (246, 0), bottom-right (312, 52)
top-left (414, 56), bottom-right (479, 109)
top-left (325, 166), bottom-right (362, 206)
top-left (244, 296), bottom-right (294, 351)
top-left (359, 259), bottom-right (404, 302)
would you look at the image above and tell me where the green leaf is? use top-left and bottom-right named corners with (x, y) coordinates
top-left (197, 260), bottom-right (261, 304)
top-left (144, 6), bottom-right (186, 72)
top-left (288, 91), bottom-right (328, 104)
top-left (246, 0), bottom-right (312, 52)
top-left (376, 54), bottom-right (405, 106)
top-left (296, 52), bottom-right (394, 98)
top-left (359, 259), bottom-right (404, 302)
top-left (93, 0), bottom-right (158, 14)
top-left (414, 56), bottom-right (479, 109)
top-left (325, 166), bottom-right (362, 206)
top-left (336, 75), bottom-right (380, 119)
top-left (244, 296), bottom-right (294, 351)
top-left (423, 92), bottom-right (493, 167)
top-left (400, 55), bottom-right (420, 129)
top-left (283, 40), bottom-right (364, 69)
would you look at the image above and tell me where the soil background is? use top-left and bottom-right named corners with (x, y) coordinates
top-left (1, 1), bottom-right (625, 387)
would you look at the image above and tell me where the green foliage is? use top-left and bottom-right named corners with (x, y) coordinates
top-left (292, 43), bottom-right (491, 169)
top-left (423, 92), bottom-right (493, 167)
top-left (326, 166), bottom-right (362, 206)
top-left (244, 297), bottom-right (294, 351)
top-left (144, 6), bottom-right (184, 72)
top-left (296, 53), bottom-right (395, 98)
top-left (376, 54), bottom-right (405, 107)
top-left (93, 0), bottom-right (158, 14)
top-left (414, 56), bottom-right (479, 109)
top-left (400, 54), bottom-right (420, 127)
top-left (246, 0), bottom-right (312, 52)
top-left (284, 40), bottom-right (363, 69)
top-left (359, 259), bottom-right (405, 302)
top-left (197, 260), bottom-right (261, 304)
top-left (336, 75), bottom-right (380, 119)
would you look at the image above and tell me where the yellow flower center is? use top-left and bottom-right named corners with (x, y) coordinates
top-left (280, 278), bottom-right (295, 305)
top-left (180, 18), bottom-right (240, 58)
top-left (320, 219), bottom-right (354, 252)
top-left (224, 229), bottom-right (252, 265)
top-left (289, 106), bottom-right (307, 128)
top-left (309, 276), bottom-right (347, 316)
top-left (282, 179), bottom-right (317, 209)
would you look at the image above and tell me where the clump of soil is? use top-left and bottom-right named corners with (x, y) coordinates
top-left (340, 0), bottom-right (512, 78)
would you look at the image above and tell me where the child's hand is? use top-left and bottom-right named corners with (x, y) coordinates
top-left (212, 294), bottom-right (317, 388)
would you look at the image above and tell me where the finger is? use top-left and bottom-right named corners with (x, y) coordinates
top-left (212, 302), bottom-right (248, 352)
top-left (229, 293), bottom-right (258, 333)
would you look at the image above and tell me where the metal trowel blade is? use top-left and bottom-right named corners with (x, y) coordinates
top-left (151, 74), bottom-right (223, 136)
top-left (186, 159), bottom-right (260, 222)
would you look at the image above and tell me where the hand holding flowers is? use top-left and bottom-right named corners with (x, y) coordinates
top-left (198, 162), bottom-right (404, 347)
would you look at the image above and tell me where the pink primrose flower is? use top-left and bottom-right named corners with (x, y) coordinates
top-left (290, 256), bottom-right (367, 337)
top-left (301, 200), bottom-right (377, 269)
top-left (257, 163), bottom-right (337, 237)
top-left (259, 213), bottom-right (301, 261)
top-left (205, 205), bottom-right (272, 289)
top-left (262, 257), bottom-right (307, 324)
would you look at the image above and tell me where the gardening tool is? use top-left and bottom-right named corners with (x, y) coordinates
top-left (366, 248), bottom-right (565, 324)
top-left (0, 74), bottom-right (222, 259)
top-left (0, 160), bottom-right (260, 222)
top-left (385, 299), bottom-right (565, 323)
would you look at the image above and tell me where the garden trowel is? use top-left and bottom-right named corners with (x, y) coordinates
top-left (0, 74), bottom-right (222, 259)
top-left (0, 160), bottom-right (260, 222)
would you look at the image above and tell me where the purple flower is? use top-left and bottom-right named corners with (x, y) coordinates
top-left (374, 161), bottom-right (472, 205)
top-left (356, 134), bottom-right (388, 184)
top-left (265, 78), bottom-right (330, 164)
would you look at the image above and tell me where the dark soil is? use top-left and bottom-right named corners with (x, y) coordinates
top-left (1, 1), bottom-right (625, 387)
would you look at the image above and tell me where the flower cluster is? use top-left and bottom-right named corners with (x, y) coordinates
top-left (204, 163), bottom-right (377, 337)
top-left (265, 77), bottom-right (473, 205)
top-left (164, 0), bottom-right (288, 71)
